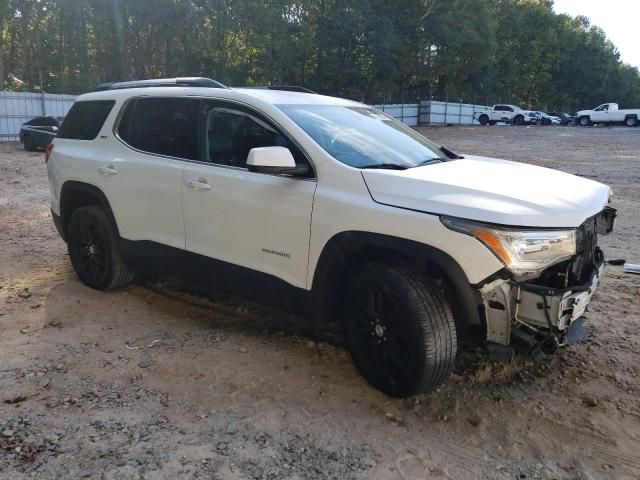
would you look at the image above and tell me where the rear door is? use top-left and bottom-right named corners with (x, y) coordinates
top-left (104, 97), bottom-right (198, 249)
top-left (181, 100), bottom-right (316, 289)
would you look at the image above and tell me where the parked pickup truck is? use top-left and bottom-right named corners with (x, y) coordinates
top-left (575, 103), bottom-right (640, 127)
top-left (474, 105), bottom-right (538, 126)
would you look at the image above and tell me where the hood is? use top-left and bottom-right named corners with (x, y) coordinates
top-left (362, 155), bottom-right (611, 228)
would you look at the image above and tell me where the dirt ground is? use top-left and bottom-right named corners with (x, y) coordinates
top-left (1, 125), bottom-right (639, 480)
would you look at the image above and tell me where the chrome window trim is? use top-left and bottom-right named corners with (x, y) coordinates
top-left (112, 94), bottom-right (317, 181)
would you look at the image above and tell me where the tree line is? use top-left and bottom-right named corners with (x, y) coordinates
top-left (1, 0), bottom-right (639, 112)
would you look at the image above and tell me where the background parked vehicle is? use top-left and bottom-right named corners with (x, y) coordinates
top-left (548, 112), bottom-right (575, 125)
top-left (19, 115), bottom-right (64, 151)
top-left (536, 112), bottom-right (561, 125)
top-left (575, 103), bottom-right (640, 127)
top-left (525, 111), bottom-right (540, 125)
top-left (474, 105), bottom-right (538, 126)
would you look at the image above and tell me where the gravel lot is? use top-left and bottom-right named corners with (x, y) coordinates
top-left (1, 126), bottom-right (639, 479)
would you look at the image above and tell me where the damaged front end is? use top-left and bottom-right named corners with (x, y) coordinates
top-left (474, 207), bottom-right (616, 356)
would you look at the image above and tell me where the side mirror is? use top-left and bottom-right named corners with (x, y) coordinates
top-left (246, 146), bottom-right (309, 176)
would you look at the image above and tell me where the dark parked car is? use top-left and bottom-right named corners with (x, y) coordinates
top-left (547, 112), bottom-right (574, 126)
top-left (19, 116), bottom-right (64, 151)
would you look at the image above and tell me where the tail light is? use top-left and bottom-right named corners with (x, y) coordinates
top-left (45, 143), bottom-right (54, 163)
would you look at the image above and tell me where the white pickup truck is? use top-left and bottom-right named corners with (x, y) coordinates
top-left (474, 105), bottom-right (538, 126)
top-left (575, 103), bottom-right (640, 127)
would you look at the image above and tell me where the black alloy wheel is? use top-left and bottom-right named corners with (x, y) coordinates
top-left (67, 206), bottom-right (134, 290)
top-left (343, 262), bottom-right (457, 397)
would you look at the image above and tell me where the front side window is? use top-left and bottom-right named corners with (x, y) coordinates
top-left (203, 103), bottom-right (308, 170)
top-left (279, 105), bottom-right (444, 169)
top-left (117, 97), bottom-right (199, 160)
top-left (58, 101), bottom-right (115, 140)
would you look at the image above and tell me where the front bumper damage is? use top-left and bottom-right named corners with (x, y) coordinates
top-left (481, 258), bottom-right (603, 350)
top-left (479, 207), bottom-right (615, 355)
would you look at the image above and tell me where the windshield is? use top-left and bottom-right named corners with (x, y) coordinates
top-left (278, 105), bottom-right (444, 169)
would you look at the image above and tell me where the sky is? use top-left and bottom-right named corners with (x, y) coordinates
top-left (553, 0), bottom-right (640, 68)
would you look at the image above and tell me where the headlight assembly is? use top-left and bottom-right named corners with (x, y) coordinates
top-left (441, 217), bottom-right (576, 281)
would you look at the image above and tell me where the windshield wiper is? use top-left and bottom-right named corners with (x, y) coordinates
top-left (359, 163), bottom-right (409, 170)
top-left (413, 158), bottom-right (446, 168)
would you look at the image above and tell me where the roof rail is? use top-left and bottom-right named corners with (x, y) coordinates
top-left (93, 77), bottom-right (228, 92)
top-left (267, 86), bottom-right (316, 94)
top-left (242, 85), bottom-right (316, 94)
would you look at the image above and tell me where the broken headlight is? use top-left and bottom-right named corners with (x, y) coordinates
top-left (441, 217), bottom-right (576, 281)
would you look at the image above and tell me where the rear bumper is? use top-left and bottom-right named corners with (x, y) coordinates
top-left (51, 209), bottom-right (66, 242)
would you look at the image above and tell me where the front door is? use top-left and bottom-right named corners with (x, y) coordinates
top-left (591, 104), bottom-right (610, 122)
top-left (182, 101), bottom-right (316, 289)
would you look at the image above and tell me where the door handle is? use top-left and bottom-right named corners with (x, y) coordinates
top-left (98, 165), bottom-right (118, 175)
top-left (186, 178), bottom-right (212, 190)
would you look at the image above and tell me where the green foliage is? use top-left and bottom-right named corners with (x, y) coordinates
top-left (0, 0), bottom-right (638, 110)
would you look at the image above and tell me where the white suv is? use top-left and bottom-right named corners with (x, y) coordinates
top-left (47, 78), bottom-right (616, 397)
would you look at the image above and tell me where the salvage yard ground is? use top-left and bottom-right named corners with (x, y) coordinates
top-left (1, 126), bottom-right (639, 480)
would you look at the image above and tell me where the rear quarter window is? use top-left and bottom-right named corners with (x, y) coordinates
top-left (58, 100), bottom-right (115, 140)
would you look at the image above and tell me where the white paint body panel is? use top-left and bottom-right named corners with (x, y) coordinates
top-left (306, 159), bottom-right (505, 286)
top-left (362, 155), bottom-right (611, 228)
top-left (47, 101), bottom-right (186, 249)
top-left (181, 163), bottom-right (316, 289)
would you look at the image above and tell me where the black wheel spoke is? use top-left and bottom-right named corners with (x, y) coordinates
top-left (366, 288), bottom-right (379, 318)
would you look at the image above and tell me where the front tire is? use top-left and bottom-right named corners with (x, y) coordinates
top-left (67, 206), bottom-right (134, 290)
top-left (578, 116), bottom-right (591, 126)
top-left (513, 115), bottom-right (524, 126)
top-left (343, 262), bottom-right (457, 397)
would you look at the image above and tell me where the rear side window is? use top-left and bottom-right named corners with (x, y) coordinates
top-left (58, 101), bottom-right (115, 140)
top-left (117, 97), bottom-right (199, 160)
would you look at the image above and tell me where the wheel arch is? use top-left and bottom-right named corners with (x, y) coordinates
top-left (310, 231), bottom-right (483, 342)
top-left (59, 181), bottom-right (119, 241)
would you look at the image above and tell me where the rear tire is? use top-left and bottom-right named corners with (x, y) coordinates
top-left (625, 117), bottom-right (638, 127)
top-left (478, 114), bottom-right (489, 126)
top-left (67, 206), bottom-right (134, 290)
top-left (342, 261), bottom-right (457, 397)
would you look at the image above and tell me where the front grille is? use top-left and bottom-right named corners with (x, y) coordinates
top-left (572, 217), bottom-right (598, 284)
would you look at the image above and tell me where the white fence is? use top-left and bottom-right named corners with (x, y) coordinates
top-left (372, 103), bottom-right (420, 127)
top-left (373, 101), bottom-right (491, 126)
top-left (0, 91), bottom-right (492, 141)
top-left (0, 91), bottom-right (77, 140)
top-left (420, 101), bottom-right (490, 126)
